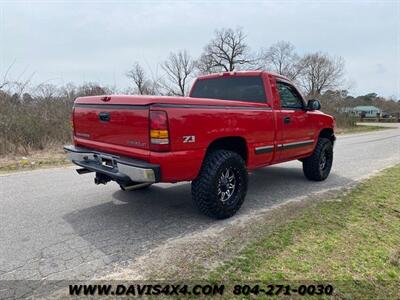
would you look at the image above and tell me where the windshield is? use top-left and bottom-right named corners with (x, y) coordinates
top-left (190, 76), bottom-right (267, 103)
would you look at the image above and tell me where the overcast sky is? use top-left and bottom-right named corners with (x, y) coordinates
top-left (1, 0), bottom-right (399, 98)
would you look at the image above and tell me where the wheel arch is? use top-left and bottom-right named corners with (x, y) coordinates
top-left (318, 128), bottom-right (336, 145)
top-left (204, 136), bottom-right (248, 164)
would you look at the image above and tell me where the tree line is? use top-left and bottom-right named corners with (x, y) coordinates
top-left (0, 27), bottom-right (398, 155)
top-left (126, 27), bottom-right (346, 98)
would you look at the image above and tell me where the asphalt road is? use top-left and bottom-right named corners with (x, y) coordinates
top-left (1, 125), bottom-right (400, 283)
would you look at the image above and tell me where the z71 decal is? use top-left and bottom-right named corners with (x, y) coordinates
top-left (183, 136), bottom-right (196, 143)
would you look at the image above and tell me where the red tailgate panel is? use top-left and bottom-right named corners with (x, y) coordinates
top-left (73, 106), bottom-right (149, 156)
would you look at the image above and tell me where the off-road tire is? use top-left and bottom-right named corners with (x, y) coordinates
top-left (302, 138), bottom-right (333, 181)
top-left (191, 150), bottom-right (248, 219)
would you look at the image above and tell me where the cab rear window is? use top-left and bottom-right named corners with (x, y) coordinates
top-left (190, 76), bottom-right (267, 103)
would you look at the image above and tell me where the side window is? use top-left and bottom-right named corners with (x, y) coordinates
top-left (276, 82), bottom-right (304, 109)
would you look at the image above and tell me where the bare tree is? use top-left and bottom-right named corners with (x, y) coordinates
top-left (126, 62), bottom-right (156, 95)
top-left (0, 61), bottom-right (17, 90)
top-left (0, 62), bottom-right (35, 98)
top-left (197, 27), bottom-right (253, 74)
top-left (77, 83), bottom-right (110, 97)
top-left (260, 41), bottom-right (302, 80)
top-left (35, 83), bottom-right (59, 100)
top-left (297, 52), bottom-right (345, 97)
top-left (126, 62), bottom-right (147, 95)
top-left (161, 50), bottom-right (195, 96)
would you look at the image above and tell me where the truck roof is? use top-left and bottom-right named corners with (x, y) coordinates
top-left (196, 70), bottom-right (291, 82)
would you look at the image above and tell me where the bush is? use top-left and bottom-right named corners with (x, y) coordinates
top-left (0, 83), bottom-right (111, 155)
top-left (333, 113), bottom-right (357, 128)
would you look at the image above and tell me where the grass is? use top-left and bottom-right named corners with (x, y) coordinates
top-left (210, 165), bottom-right (400, 299)
top-left (0, 148), bottom-right (70, 173)
top-left (336, 125), bottom-right (392, 135)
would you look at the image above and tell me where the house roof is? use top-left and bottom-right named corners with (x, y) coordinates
top-left (353, 105), bottom-right (380, 111)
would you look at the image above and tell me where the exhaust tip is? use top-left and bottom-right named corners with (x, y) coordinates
top-left (120, 182), bottom-right (152, 191)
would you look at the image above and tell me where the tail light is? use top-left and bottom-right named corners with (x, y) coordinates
top-left (149, 110), bottom-right (170, 151)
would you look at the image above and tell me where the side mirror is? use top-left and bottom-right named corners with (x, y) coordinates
top-left (307, 99), bottom-right (321, 111)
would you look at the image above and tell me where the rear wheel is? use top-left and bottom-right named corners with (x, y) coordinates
top-left (302, 138), bottom-right (333, 181)
top-left (191, 150), bottom-right (248, 219)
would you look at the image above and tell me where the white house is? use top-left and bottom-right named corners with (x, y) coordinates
top-left (346, 106), bottom-right (382, 117)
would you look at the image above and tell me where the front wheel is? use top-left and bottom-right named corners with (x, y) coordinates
top-left (191, 150), bottom-right (248, 219)
top-left (302, 138), bottom-right (333, 181)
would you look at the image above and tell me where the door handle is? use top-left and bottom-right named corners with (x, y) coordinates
top-left (98, 112), bottom-right (110, 122)
top-left (284, 116), bottom-right (291, 124)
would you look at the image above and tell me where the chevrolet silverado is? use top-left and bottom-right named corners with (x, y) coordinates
top-left (64, 71), bottom-right (335, 219)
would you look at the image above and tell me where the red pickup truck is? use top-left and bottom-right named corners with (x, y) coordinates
top-left (64, 71), bottom-right (335, 219)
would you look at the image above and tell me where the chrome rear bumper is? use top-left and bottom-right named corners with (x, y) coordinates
top-left (63, 145), bottom-right (160, 183)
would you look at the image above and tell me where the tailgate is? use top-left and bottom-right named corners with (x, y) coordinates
top-left (73, 100), bottom-right (150, 154)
